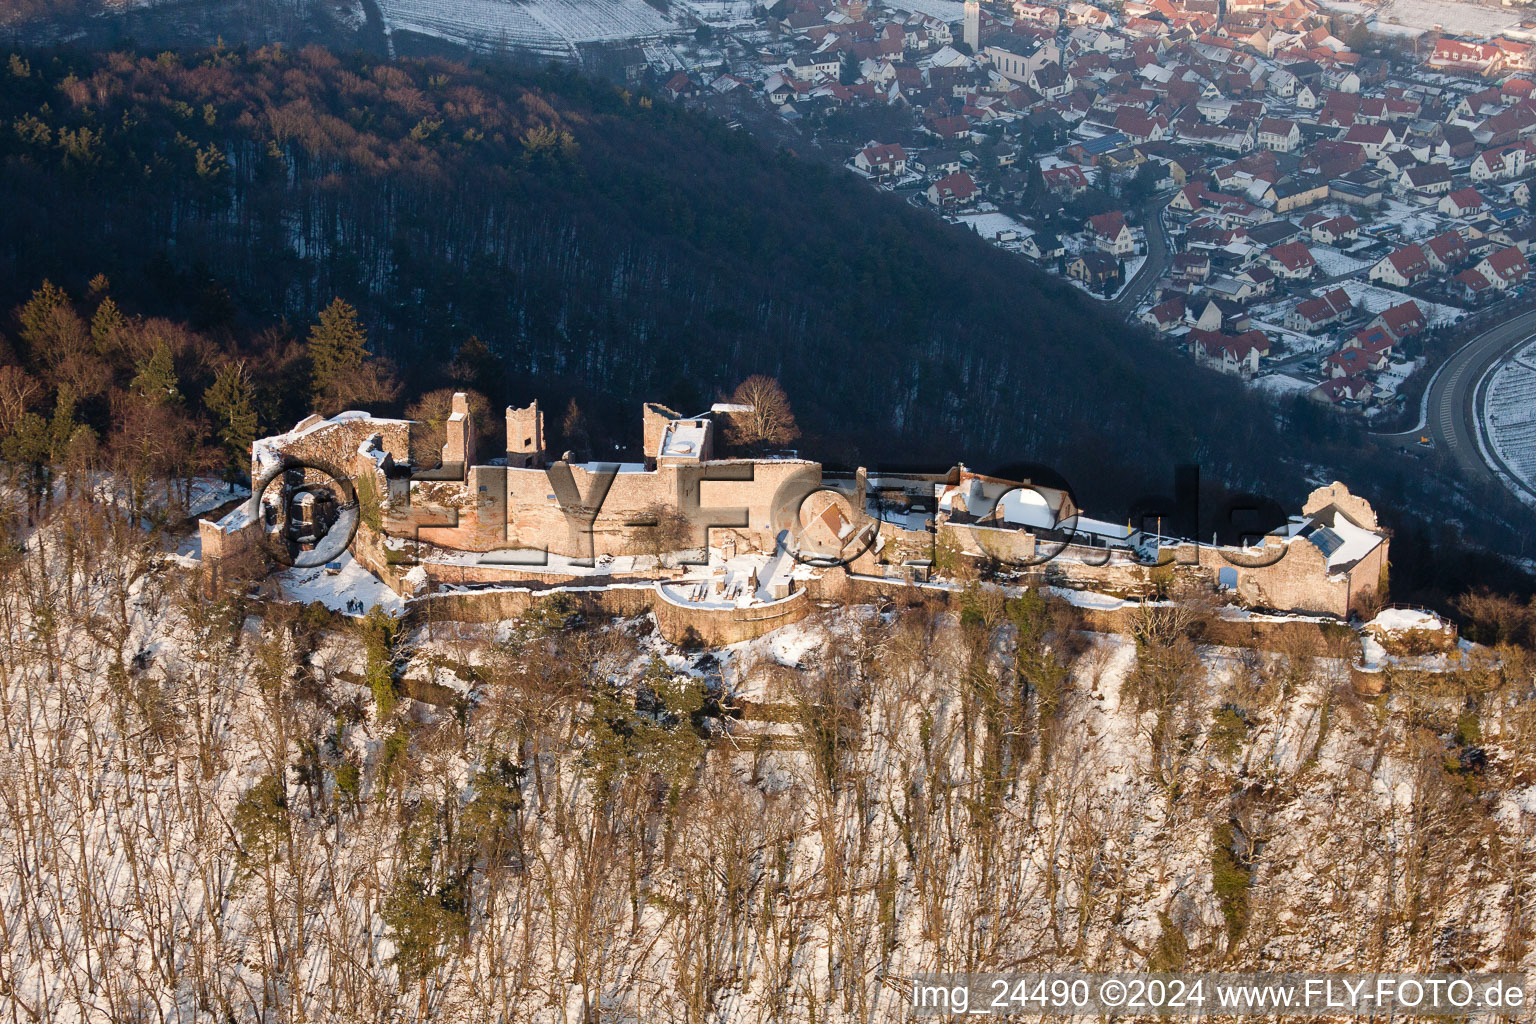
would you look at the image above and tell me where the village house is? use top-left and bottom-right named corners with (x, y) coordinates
top-left (854, 142), bottom-right (908, 178)
top-left (1424, 230), bottom-right (1470, 273)
top-left (1309, 214), bottom-right (1359, 246)
top-left (1067, 250), bottom-right (1122, 290)
top-left (1113, 108), bottom-right (1168, 144)
top-left (912, 149), bottom-right (963, 177)
top-left (1021, 232), bottom-right (1064, 261)
top-left (1012, 1), bottom-right (1061, 30)
top-left (1088, 210), bottom-right (1136, 254)
top-left (1474, 245), bottom-right (1532, 289)
top-left (1273, 176), bottom-right (1331, 214)
top-left (1176, 121), bottom-right (1255, 154)
top-left (1190, 328), bottom-right (1271, 375)
top-left (1471, 143), bottom-right (1528, 182)
top-left (1285, 287), bottom-right (1353, 332)
top-left (1339, 124), bottom-right (1396, 160)
top-left (1440, 187), bottom-right (1487, 218)
top-left (1368, 244), bottom-right (1430, 288)
top-left (1312, 375), bottom-right (1375, 405)
top-left (1265, 240), bottom-right (1318, 280)
top-left (1325, 345), bottom-right (1387, 378)
top-left (787, 52), bottom-right (841, 82)
top-left (1043, 163), bottom-right (1092, 195)
top-left (1144, 296), bottom-right (1185, 332)
top-left (1455, 268), bottom-right (1496, 301)
top-left (1399, 163), bottom-right (1453, 198)
top-left (1366, 299), bottom-right (1426, 341)
top-left (926, 114), bottom-right (973, 142)
top-left (662, 73), bottom-right (697, 101)
top-left (927, 170), bottom-right (979, 208)
top-left (1429, 38), bottom-right (1505, 76)
top-left (1171, 252), bottom-right (1212, 283)
top-left (1257, 117), bottom-right (1302, 152)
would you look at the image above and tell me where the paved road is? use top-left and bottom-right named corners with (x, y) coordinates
top-left (1108, 196), bottom-right (1172, 316)
top-left (1376, 305), bottom-right (1536, 502)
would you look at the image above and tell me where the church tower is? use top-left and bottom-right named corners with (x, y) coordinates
top-left (964, 0), bottom-right (981, 51)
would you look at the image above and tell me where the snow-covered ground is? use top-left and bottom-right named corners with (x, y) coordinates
top-left (952, 210), bottom-right (1032, 242)
top-left (1371, 199), bottom-right (1446, 241)
top-left (673, 0), bottom-right (758, 26)
top-left (1483, 341), bottom-right (1536, 496)
top-left (1336, 280), bottom-right (1465, 325)
top-left (378, 0), bottom-right (675, 55)
top-left (1253, 372), bottom-right (1315, 397)
top-left (888, 0), bottom-right (966, 20)
top-left (1374, 0), bottom-right (1523, 36)
top-left (1372, 356), bottom-right (1424, 398)
top-left (274, 551), bottom-right (406, 615)
top-left (1251, 318), bottom-right (1333, 354)
top-left (188, 479), bottom-right (250, 518)
top-left (1311, 246), bottom-right (1372, 278)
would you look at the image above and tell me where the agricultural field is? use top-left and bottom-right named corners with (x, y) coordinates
top-left (377, 0), bottom-right (675, 55)
top-left (1483, 342), bottom-right (1536, 495)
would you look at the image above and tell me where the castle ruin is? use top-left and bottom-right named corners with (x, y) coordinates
top-left (203, 394), bottom-right (1391, 638)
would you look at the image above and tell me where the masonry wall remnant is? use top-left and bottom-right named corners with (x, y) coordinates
top-left (205, 394), bottom-right (1391, 626)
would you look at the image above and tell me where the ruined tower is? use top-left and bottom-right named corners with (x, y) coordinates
top-left (505, 401), bottom-right (545, 468)
top-left (442, 392), bottom-right (476, 469)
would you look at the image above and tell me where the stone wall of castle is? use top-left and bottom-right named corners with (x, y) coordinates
top-left (404, 458), bottom-right (821, 561)
top-left (408, 581), bottom-right (811, 646)
top-left (253, 414), bottom-right (411, 482)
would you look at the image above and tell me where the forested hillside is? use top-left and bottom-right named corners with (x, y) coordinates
top-left (0, 46), bottom-right (1286, 481)
top-left (4, 503), bottom-right (1536, 1022)
top-left (0, 44), bottom-right (1528, 603)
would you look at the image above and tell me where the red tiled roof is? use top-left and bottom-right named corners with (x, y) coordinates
top-left (1089, 210), bottom-right (1130, 237)
top-left (1444, 187), bottom-right (1484, 210)
top-left (1486, 245), bottom-right (1530, 281)
top-left (1318, 215), bottom-right (1358, 235)
top-left (1267, 241), bottom-right (1317, 270)
top-left (1385, 244), bottom-right (1428, 276)
top-left (1325, 348), bottom-right (1371, 374)
top-left (1375, 300), bottom-right (1425, 337)
top-left (1457, 268), bottom-right (1493, 292)
top-left (932, 170), bottom-right (978, 199)
top-left (859, 142), bottom-right (907, 165)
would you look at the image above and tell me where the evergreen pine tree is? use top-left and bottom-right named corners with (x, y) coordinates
top-left (307, 298), bottom-right (369, 404)
top-left (91, 296), bottom-right (124, 351)
top-left (131, 342), bottom-right (181, 405)
top-left (17, 279), bottom-right (70, 358)
top-left (205, 361), bottom-right (258, 485)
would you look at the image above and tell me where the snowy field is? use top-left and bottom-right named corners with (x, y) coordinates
top-left (888, 0), bottom-right (966, 20)
top-left (1375, 0), bottom-right (1522, 36)
top-left (673, 0), bottom-right (758, 25)
top-left (1372, 357), bottom-right (1423, 397)
top-left (378, 0), bottom-right (675, 55)
top-left (1372, 199), bottom-right (1447, 241)
top-left (1311, 246), bottom-right (1373, 278)
top-left (1484, 342), bottom-right (1536, 496)
top-left (1253, 372), bottom-right (1315, 397)
top-left (952, 210), bottom-right (1032, 241)
top-left (1252, 318), bottom-right (1332, 353)
top-left (1337, 280), bottom-right (1465, 325)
